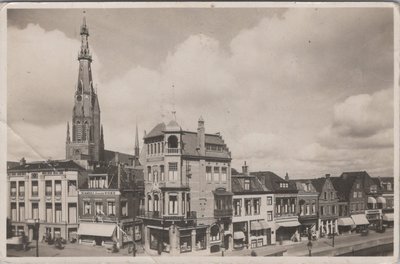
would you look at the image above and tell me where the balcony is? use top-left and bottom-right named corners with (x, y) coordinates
top-left (214, 208), bottom-right (233, 218)
top-left (166, 148), bottom-right (181, 155)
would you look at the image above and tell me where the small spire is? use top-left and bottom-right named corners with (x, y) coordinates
top-left (66, 122), bottom-right (70, 142)
top-left (135, 123), bottom-right (139, 149)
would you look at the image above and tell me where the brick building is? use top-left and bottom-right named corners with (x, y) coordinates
top-left (139, 117), bottom-right (233, 254)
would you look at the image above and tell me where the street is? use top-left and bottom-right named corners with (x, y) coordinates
top-left (7, 227), bottom-right (393, 257)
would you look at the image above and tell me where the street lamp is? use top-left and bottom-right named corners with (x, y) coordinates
top-left (307, 241), bottom-right (313, 257)
top-left (34, 219), bottom-right (40, 257)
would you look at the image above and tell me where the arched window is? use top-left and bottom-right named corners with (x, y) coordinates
top-left (210, 224), bottom-right (220, 241)
top-left (76, 121), bottom-right (82, 141)
top-left (168, 135), bottom-right (178, 148)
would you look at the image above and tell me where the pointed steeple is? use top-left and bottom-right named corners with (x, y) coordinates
top-left (66, 122), bottom-right (70, 143)
top-left (134, 123), bottom-right (140, 158)
top-left (78, 16), bottom-right (91, 61)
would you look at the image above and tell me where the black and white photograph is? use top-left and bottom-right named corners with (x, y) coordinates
top-left (2, 2), bottom-right (398, 262)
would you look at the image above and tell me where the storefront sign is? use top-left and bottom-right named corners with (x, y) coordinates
top-left (80, 190), bottom-right (120, 195)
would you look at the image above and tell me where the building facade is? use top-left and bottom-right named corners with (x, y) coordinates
top-left (291, 179), bottom-right (319, 237)
top-left (312, 175), bottom-right (339, 237)
top-left (77, 164), bottom-right (144, 248)
top-left (231, 164), bottom-right (275, 250)
top-left (252, 172), bottom-right (300, 243)
top-left (139, 117), bottom-right (233, 254)
top-left (7, 159), bottom-right (86, 242)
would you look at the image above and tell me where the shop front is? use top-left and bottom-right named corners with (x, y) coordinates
top-left (365, 209), bottom-right (381, 227)
top-left (275, 218), bottom-right (301, 243)
top-left (382, 213), bottom-right (394, 227)
top-left (77, 222), bottom-right (117, 246)
top-left (351, 214), bottom-right (370, 232)
top-left (149, 228), bottom-right (170, 253)
top-left (337, 217), bottom-right (355, 234)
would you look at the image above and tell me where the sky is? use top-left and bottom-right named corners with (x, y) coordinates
top-left (7, 7), bottom-right (394, 178)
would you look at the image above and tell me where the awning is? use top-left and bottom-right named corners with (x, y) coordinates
top-left (251, 221), bottom-right (262, 231)
top-left (213, 188), bottom-right (233, 196)
top-left (276, 220), bottom-right (301, 228)
top-left (383, 213), bottom-right (394, 221)
top-left (338, 217), bottom-right (355, 226)
top-left (351, 214), bottom-right (370, 226)
top-left (376, 197), bottom-right (386, 204)
top-left (259, 220), bottom-right (270, 229)
top-left (77, 222), bottom-right (116, 237)
top-left (368, 197), bottom-right (377, 204)
top-left (233, 231), bottom-right (245, 240)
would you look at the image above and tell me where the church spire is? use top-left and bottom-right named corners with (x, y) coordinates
top-left (135, 123), bottom-right (139, 155)
top-left (78, 16), bottom-right (91, 62)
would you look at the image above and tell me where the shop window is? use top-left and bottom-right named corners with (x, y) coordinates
top-left (180, 230), bottom-right (192, 253)
top-left (196, 229), bottom-right (207, 250)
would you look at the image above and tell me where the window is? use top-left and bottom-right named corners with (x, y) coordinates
top-left (206, 166), bottom-right (212, 182)
top-left (18, 182), bottom-right (25, 196)
top-left (244, 180), bottom-right (250, 190)
top-left (213, 167), bottom-right (220, 182)
top-left (169, 194), bottom-right (178, 215)
top-left (253, 199), bottom-right (260, 215)
top-left (55, 203), bottom-right (62, 223)
top-left (95, 202), bottom-right (103, 215)
top-left (84, 201), bottom-right (91, 215)
top-left (370, 185), bottom-right (377, 193)
top-left (356, 183), bottom-right (360, 189)
top-left (320, 206), bottom-right (324, 215)
top-left (154, 195), bottom-right (160, 212)
top-left (31, 181), bottom-right (38, 197)
top-left (55, 180), bottom-right (62, 196)
top-left (32, 202), bottom-right (39, 219)
top-left (46, 203), bottom-right (52, 222)
top-left (107, 201), bottom-right (116, 216)
top-left (267, 211), bottom-right (273, 221)
top-left (10, 182), bottom-right (16, 197)
top-left (332, 205), bottom-right (336, 215)
top-left (353, 191), bottom-right (357, 198)
top-left (153, 170), bottom-right (159, 182)
top-left (210, 225), bottom-right (220, 241)
top-left (233, 199), bottom-right (241, 216)
top-left (387, 182), bottom-right (392, 191)
top-left (358, 191), bottom-right (362, 198)
top-left (331, 192), bottom-right (334, 199)
top-left (45, 181), bottom-right (52, 196)
top-left (121, 201), bottom-right (128, 216)
top-left (147, 166), bottom-right (152, 181)
top-left (11, 203), bottom-right (17, 221)
top-left (19, 202), bottom-right (25, 221)
top-left (324, 192), bottom-right (327, 200)
top-left (221, 167), bottom-right (227, 182)
top-left (160, 166), bottom-right (165, 181)
top-left (68, 180), bottom-right (77, 195)
top-left (168, 135), bottom-right (178, 148)
top-left (245, 199), bottom-right (252, 215)
top-left (312, 203), bottom-right (316, 214)
top-left (147, 144), bottom-right (150, 155)
top-left (168, 162), bottom-right (178, 181)
top-left (306, 204), bottom-right (310, 215)
top-left (267, 196), bottom-right (273, 205)
top-left (148, 195), bottom-right (152, 212)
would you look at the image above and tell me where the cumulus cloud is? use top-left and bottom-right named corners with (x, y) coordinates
top-left (7, 9), bottom-right (394, 178)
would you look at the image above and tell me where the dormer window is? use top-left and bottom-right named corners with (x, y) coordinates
top-left (370, 185), bottom-right (377, 193)
top-left (244, 179), bottom-right (250, 190)
top-left (387, 182), bottom-right (392, 191)
top-left (279, 182), bottom-right (288, 188)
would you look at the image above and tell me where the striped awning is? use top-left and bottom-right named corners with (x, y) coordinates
top-left (233, 231), bottom-right (245, 240)
top-left (368, 197), bottom-right (377, 204)
top-left (376, 197), bottom-right (386, 204)
top-left (383, 213), bottom-right (394, 221)
top-left (338, 217), bottom-right (355, 226)
top-left (351, 214), bottom-right (370, 226)
top-left (251, 221), bottom-right (262, 231)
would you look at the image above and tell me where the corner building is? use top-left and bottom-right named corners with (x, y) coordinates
top-left (140, 117), bottom-right (233, 255)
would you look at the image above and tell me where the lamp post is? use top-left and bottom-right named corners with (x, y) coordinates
top-left (332, 228), bottom-right (335, 247)
top-left (34, 219), bottom-right (40, 257)
top-left (220, 225), bottom-right (225, 257)
top-left (307, 241), bottom-right (313, 257)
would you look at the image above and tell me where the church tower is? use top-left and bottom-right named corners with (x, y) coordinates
top-left (66, 17), bottom-right (103, 163)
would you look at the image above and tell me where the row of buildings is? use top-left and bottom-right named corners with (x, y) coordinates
top-left (6, 18), bottom-right (394, 255)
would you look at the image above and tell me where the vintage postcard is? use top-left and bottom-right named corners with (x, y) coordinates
top-left (0, 2), bottom-right (398, 264)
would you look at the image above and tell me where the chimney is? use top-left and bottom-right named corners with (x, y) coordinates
top-left (19, 157), bottom-right (26, 166)
top-left (197, 116), bottom-right (205, 156)
top-left (325, 174), bottom-right (330, 178)
top-left (285, 172), bottom-right (289, 181)
top-left (242, 161), bottom-right (249, 176)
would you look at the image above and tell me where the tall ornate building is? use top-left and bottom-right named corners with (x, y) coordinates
top-left (66, 18), bottom-right (104, 164)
